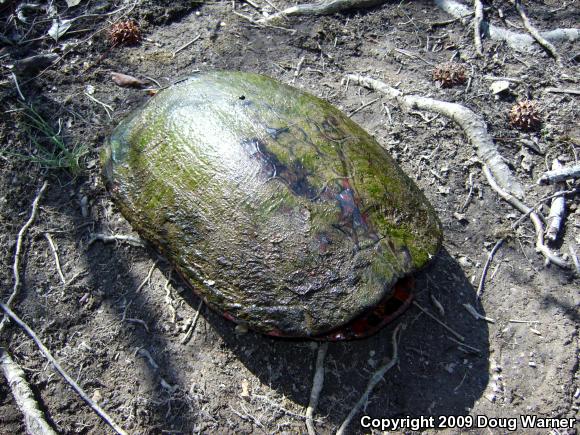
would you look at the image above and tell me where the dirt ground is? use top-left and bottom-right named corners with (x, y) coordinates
top-left (0, 0), bottom-right (578, 433)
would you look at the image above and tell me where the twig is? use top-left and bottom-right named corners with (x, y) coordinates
top-left (11, 72), bottom-right (26, 101)
top-left (172, 34), bottom-right (201, 58)
top-left (476, 239), bottom-right (504, 299)
top-left (473, 0), bottom-right (484, 56)
top-left (259, 0), bottom-right (389, 24)
top-left (336, 325), bottom-right (401, 435)
top-left (0, 181), bottom-right (48, 335)
top-left (483, 166), bottom-right (568, 268)
top-left (537, 163), bottom-right (580, 185)
top-left (233, 10), bottom-right (296, 33)
top-left (412, 301), bottom-right (465, 342)
top-left (84, 92), bottom-right (113, 119)
top-left (463, 303), bottom-right (495, 323)
top-left (44, 233), bottom-right (66, 285)
top-left (346, 74), bottom-right (524, 198)
top-left (306, 342), bottom-right (328, 435)
top-left (292, 55), bottom-right (306, 84)
top-left (87, 233), bottom-right (145, 247)
top-left (510, 189), bottom-right (578, 229)
top-left (446, 336), bottom-right (482, 354)
top-left (1, 348), bottom-right (57, 435)
top-left (181, 299), bottom-right (204, 344)
top-left (0, 303), bottom-right (128, 435)
top-left (569, 247), bottom-right (580, 275)
top-left (544, 87), bottom-right (580, 96)
top-left (348, 97), bottom-right (380, 117)
top-left (513, 0), bottom-right (561, 63)
top-left (121, 300), bottom-right (150, 333)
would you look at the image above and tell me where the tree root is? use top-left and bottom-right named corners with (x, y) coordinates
top-left (336, 325), bottom-right (401, 435)
top-left (305, 342), bottom-right (328, 435)
top-left (0, 303), bottom-right (128, 435)
top-left (346, 74), bottom-right (569, 268)
top-left (435, 0), bottom-right (579, 53)
top-left (0, 348), bottom-right (57, 435)
top-left (258, 0), bottom-right (387, 24)
top-left (345, 74), bottom-right (524, 198)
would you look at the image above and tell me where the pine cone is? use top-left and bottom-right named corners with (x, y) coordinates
top-left (108, 21), bottom-right (142, 46)
top-left (509, 100), bottom-right (541, 130)
top-left (432, 62), bottom-right (467, 88)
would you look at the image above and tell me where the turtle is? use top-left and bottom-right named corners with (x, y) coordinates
top-left (101, 71), bottom-right (442, 340)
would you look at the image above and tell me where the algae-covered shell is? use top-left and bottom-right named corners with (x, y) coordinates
top-left (102, 71), bottom-right (442, 338)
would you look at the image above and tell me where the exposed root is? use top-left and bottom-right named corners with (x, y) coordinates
top-left (513, 0), bottom-right (561, 63)
top-left (0, 303), bottom-right (128, 435)
top-left (306, 342), bottom-right (328, 435)
top-left (537, 163), bottom-right (580, 185)
top-left (0, 348), bottom-right (57, 435)
top-left (0, 181), bottom-right (48, 335)
top-left (336, 325), bottom-right (401, 435)
top-left (258, 0), bottom-right (388, 24)
top-left (435, 0), bottom-right (580, 53)
top-left (345, 74), bottom-right (524, 198)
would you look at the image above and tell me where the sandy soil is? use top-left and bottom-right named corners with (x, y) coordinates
top-left (0, 0), bottom-right (578, 433)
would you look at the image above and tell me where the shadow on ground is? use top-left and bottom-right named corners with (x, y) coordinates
top-left (174, 247), bottom-right (491, 430)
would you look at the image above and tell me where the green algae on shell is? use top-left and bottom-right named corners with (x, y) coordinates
top-left (101, 71), bottom-right (442, 338)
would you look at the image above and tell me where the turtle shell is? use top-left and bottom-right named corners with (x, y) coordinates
top-left (101, 71), bottom-right (442, 339)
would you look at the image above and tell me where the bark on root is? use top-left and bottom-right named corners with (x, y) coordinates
top-left (346, 74), bottom-right (524, 199)
top-left (435, 0), bottom-right (579, 53)
top-left (0, 348), bottom-right (57, 435)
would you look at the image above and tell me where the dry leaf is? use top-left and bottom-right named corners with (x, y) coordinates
top-left (111, 72), bottom-right (147, 88)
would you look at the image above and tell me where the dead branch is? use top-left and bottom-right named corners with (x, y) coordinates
top-left (258, 0), bottom-right (387, 24)
top-left (181, 299), bottom-right (204, 344)
top-left (0, 181), bottom-right (48, 335)
top-left (87, 233), bottom-right (145, 247)
top-left (0, 303), bottom-right (128, 435)
top-left (545, 160), bottom-right (566, 242)
top-left (412, 301), bottom-right (465, 342)
top-left (0, 348), bottom-right (57, 435)
top-left (513, 0), bottom-right (561, 63)
top-left (476, 238), bottom-right (504, 299)
top-left (345, 74), bottom-right (524, 198)
top-left (544, 87), bottom-right (580, 96)
top-left (473, 0), bottom-right (484, 56)
top-left (483, 166), bottom-right (568, 268)
top-left (336, 325), bottom-right (401, 435)
top-left (435, 0), bottom-right (580, 52)
top-left (537, 163), bottom-right (580, 185)
top-left (44, 233), bottom-right (66, 285)
top-left (306, 342), bottom-right (328, 435)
